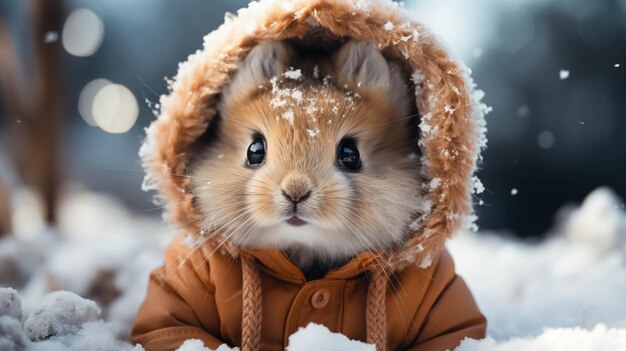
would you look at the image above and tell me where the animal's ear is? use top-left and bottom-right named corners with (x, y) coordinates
top-left (334, 40), bottom-right (411, 117)
top-left (222, 41), bottom-right (293, 105)
top-left (334, 40), bottom-right (391, 89)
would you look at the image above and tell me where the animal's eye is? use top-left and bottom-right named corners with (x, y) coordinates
top-left (337, 138), bottom-right (361, 171)
top-left (247, 137), bottom-right (266, 166)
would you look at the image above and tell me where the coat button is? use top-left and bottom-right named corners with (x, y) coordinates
top-left (311, 288), bottom-right (330, 309)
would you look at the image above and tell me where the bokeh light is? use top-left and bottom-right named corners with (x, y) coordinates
top-left (62, 9), bottom-right (104, 57)
top-left (78, 79), bottom-right (111, 126)
top-left (92, 84), bottom-right (139, 134)
top-left (538, 130), bottom-right (555, 149)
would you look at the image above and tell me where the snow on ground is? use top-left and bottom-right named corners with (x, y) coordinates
top-left (451, 187), bottom-right (626, 350)
top-left (287, 323), bottom-right (374, 351)
top-left (1, 187), bottom-right (625, 350)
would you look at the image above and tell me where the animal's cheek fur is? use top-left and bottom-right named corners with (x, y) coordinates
top-left (312, 173), bottom-right (355, 227)
top-left (191, 165), bottom-right (249, 226)
top-left (245, 171), bottom-right (282, 225)
top-left (342, 169), bottom-right (422, 243)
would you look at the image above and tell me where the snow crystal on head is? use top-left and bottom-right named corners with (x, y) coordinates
top-left (284, 68), bottom-right (302, 80)
top-left (266, 69), bottom-right (361, 130)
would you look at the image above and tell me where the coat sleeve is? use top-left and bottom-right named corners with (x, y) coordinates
top-left (404, 250), bottom-right (487, 351)
top-left (131, 236), bottom-right (226, 351)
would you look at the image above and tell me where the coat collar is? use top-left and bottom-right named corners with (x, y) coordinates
top-left (242, 248), bottom-right (382, 284)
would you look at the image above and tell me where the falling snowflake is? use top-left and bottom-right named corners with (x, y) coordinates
top-left (44, 31), bottom-right (59, 43)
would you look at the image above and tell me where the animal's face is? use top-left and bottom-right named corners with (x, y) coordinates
top-left (190, 41), bottom-right (423, 265)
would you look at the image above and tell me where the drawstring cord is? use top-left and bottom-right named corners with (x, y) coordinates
top-left (240, 257), bottom-right (388, 351)
top-left (241, 257), bottom-right (262, 351)
top-left (367, 268), bottom-right (388, 351)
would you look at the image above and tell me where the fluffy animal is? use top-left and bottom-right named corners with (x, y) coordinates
top-left (189, 40), bottom-right (421, 275)
top-left (133, 1), bottom-right (489, 350)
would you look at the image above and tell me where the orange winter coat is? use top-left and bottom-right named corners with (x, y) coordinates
top-left (132, 237), bottom-right (485, 351)
top-left (133, 0), bottom-right (489, 350)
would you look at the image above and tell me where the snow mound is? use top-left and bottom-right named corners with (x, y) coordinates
top-left (564, 187), bottom-right (626, 255)
top-left (0, 287), bottom-right (22, 321)
top-left (23, 291), bottom-right (101, 341)
top-left (456, 324), bottom-right (626, 351)
top-left (0, 316), bottom-right (28, 351)
top-left (449, 188), bottom-right (626, 343)
top-left (175, 339), bottom-right (238, 351)
top-left (287, 323), bottom-right (375, 351)
top-left (0, 289), bottom-right (143, 351)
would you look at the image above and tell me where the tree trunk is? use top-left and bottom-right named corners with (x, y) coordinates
top-left (0, 0), bottom-right (65, 228)
top-left (31, 0), bottom-right (64, 224)
top-left (0, 176), bottom-right (10, 235)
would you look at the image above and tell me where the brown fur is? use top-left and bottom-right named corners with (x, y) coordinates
top-left (190, 53), bottom-right (421, 269)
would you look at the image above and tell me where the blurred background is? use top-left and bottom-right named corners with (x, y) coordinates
top-left (0, 0), bottom-right (625, 239)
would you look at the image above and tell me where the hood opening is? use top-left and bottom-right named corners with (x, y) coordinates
top-left (140, 0), bottom-right (489, 271)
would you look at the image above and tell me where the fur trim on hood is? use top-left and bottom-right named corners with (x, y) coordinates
top-left (141, 0), bottom-right (488, 270)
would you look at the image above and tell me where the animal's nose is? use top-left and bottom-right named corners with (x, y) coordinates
top-left (282, 190), bottom-right (311, 204)
top-left (281, 172), bottom-right (313, 204)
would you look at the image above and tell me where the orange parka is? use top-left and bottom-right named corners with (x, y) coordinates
top-left (132, 238), bottom-right (484, 351)
top-left (132, 0), bottom-right (490, 350)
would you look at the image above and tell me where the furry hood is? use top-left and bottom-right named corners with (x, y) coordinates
top-left (140, 0), bottom-right (489, 271)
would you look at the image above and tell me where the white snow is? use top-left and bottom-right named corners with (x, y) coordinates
top-left (428, 177), bottom-right (442, 191)
top-left (615, 64), bottom-right (621, 68)
top-left (282, 110), bottom-right (295, 125)
top-left (24, 291), bottom-right (101, 341)
top-left (449, 188), bottom-right (626, 349)
top-left (456, 324), bottom-right (626, 351)
top-left (0, 316), bottom-right (28, 351)
top-left (559, 70), bottom-right (570, 80)
top-left (471, 176), bottom-right (485, 195)
top-left (176, 339), bottom-right (212, 351)
top-left (0, 288), bottom-right (142, 351)
top-left (383, 21), bottom-right (394, 31)
top-left (287, 323), bottom-right (375, 351)
top-left (175, 339), bottom-right (238, 351)
top-left (284, 68), bottom-right (303, 80)
top-left (444, 104), bottom-right (456, 115)
top-left (0, 287), bottom-right (22, 321)
top-left (510, 188), bottom-right (518, 196)
top-left (306, 129), bottom-right (319, 138)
